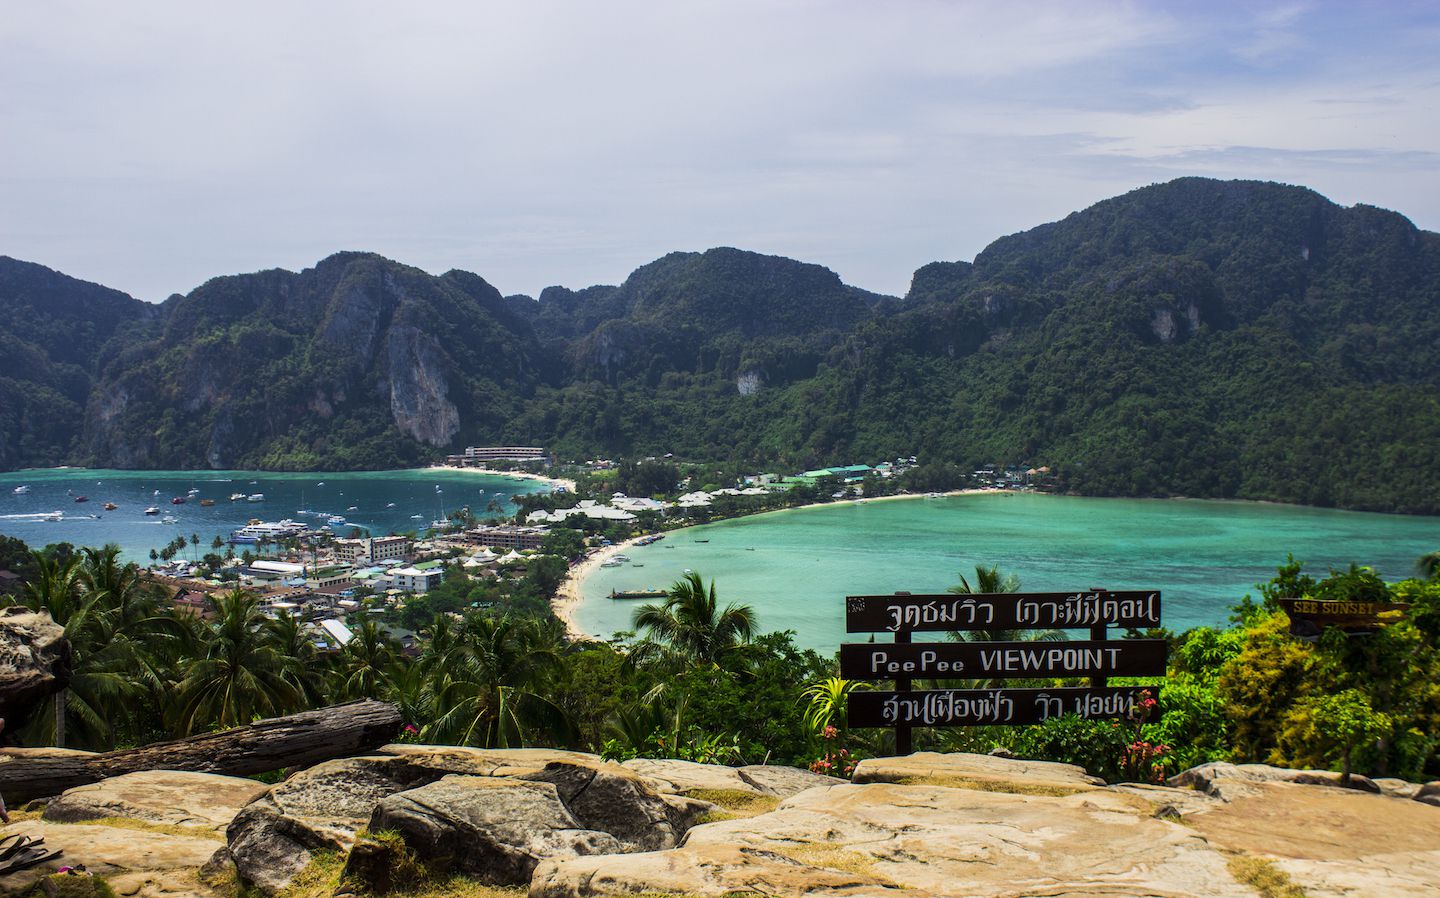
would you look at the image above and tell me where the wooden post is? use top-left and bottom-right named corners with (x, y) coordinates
top-left (894, 591), bottom-right (912, 755)
top-left (53, 688), bottom-right (66, 748)
top-left (1089, 589), bottom-right (1108, 689)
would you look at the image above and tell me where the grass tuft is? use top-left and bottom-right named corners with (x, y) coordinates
top-left (1226, 855), bottom-right (1307, 898)
top-left (684, 789), bottom-right (780, 818)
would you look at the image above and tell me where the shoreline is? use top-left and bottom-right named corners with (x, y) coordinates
top-left (420, 465), bottom-right (577, 494)
top-left (555, 487), bottom-right (1015, 640)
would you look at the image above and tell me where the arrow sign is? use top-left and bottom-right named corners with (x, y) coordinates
top-left (839, 639), bottom-right (1167, 680)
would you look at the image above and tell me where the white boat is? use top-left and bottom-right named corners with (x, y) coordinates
top-left (247, 493), bottom-right (265, 502)
top-left (385, 502), bottom-right (397, 508)
top-left (613, 554), bottom-right (631, 562)
top-left (600, 559), bottom-right (623, 568)
top-left (144, 506), bottom-right (160, 515)
top-left (346, 506), bottom-right (358, 512)
top-left (43, 511), bottom-right (62, 522)
top-left (229, 493), bottom-right (246, 501)
top-left (316, 481), bottom-right (326, 486)
top-left (12, 485), bottom-right (29, 494)
top-left (161, 515), bottom-right (178, 524)
top-left (328, 515), bottom-right (347, 526)
top-left (187, 488), bottom-right (201, 496)
top-left (410, 514), bottom-right (424, 520)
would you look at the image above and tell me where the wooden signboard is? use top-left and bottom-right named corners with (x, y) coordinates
top-left (839, 639), bottom-right (1167, 680)
top-left (849, 686), bottom-right (1161, 728)
top-left (843, 589), bottom-right (1165, 751)
top-left (1277, 598), bottom-right (1409, 638)
top-left (845, 590), bottom-right (1162, 633)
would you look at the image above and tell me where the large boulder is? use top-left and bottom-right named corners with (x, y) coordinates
top-left (533, 782), bottom-right (1244, 897)
top-left (619, 758), bottom-right (767, 796)
top-left (0, 606), bottom-right (71, 727)
top-left (226, 746), bottom-right (610, 894)
top-left (367, 776), bottom-right (620, 885)
top-left (852, 751), bottom-right (1104, 795)
top-left (518, 760), bottom-right (688, 851)
top-left (43, 770), bottom-right (269, 831)
top-left (736, 765), bottom-right (846, 799)
top-left (1170, 761), bottom-right (1382, 799)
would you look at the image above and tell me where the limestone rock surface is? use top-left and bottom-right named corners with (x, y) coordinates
top-left (852, 750), bottom-right (1105, 793)
top-left (735, 764), bottom-right (845, 798)
top-left (533, 782), bottom-right (1245, 897)
top-left (619, 758), bottom-right (766, 795)
top-left (43, 770), bottom-right (268, 831)
top-left (0, 820), bottom-right (222, 897)
top-left (368, 775), bottom-right (619, 885)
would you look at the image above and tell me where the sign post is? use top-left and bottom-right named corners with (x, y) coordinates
top-left (843, 589), bottom-right (1165, 751)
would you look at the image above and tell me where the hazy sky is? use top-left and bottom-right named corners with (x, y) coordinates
top-left (3, 1), bottom-right (1438, 301)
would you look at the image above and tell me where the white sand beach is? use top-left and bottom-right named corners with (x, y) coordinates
top-left (422, 465), bottom-right (577, 494)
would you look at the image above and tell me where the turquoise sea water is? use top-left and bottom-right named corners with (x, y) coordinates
top-left (0, 468), bottom-right (549, 561)
top-left (575, 493), bottom-right (1440, 652)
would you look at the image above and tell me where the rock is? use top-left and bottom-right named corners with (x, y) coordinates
top-left (533, 782), bottom-right (1244, 897)
top-left (1172, 761), bottom-right (1386, 797)
top-left (1184, 780), bottom-right (1440, 898)
top-left (851, 751), bottom-right (1104, 794)
top-left (227, 746), bottom-right (605, 894)
top-left (1415, 781), bottom-right (1440, 807)
top-left (619, 758), bottom-right (766, 795)
top-left (518, 760), bottom-right (685, 851)
top-left (43, 770), bottom-right (269, 831)
top-left (368, 775), bottom-right (620, 885)
top-left (1374, 777), bottom-right (1422, 800)
top-left (736, 764), bottom-right (845, 798)
top-left (0, 606), bottom-right (72, 726)
top-left (0, 820), bottom-right (221, 896)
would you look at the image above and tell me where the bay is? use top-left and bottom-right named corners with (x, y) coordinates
top-left (575, 492), bottom-right (1440, 652)
top-left (0, 468), bottom-right (550, 561)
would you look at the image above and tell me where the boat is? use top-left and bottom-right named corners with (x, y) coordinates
top-left (430, 519), bottom-right (451, 530)
top-left (187, 488), bottom-right (200, 496)
top-left (229, 519), bottom-right (309, 544)
top-left (161, 515), bottom-right (178, 524)
top-left (694, 539), bottom-right (709, 543)
top-left (386, 502), bottom-right (397, 508)
top-left (609, 588), bottom-right (667, 600)
top-left (229, 493), bottom-right (246, 501)
top-left (74, 495), bottom-right (88, 503)
top-left (42, 511), bottom-right (62, 522)
top-left (316, 481), bottom-right (325, 486)
top-left (410, 514), bottom-right (424, 520)
top-left (103, 502), bottom-right (118, 510)
top-left (171, 496), bottom-right (186, 504)
top-left (247, 493), bottom-right (264, 502)
top-left (12, 486), bottom-right (29, 494)
top-left (144, 506), bottom-right (160, 515)
top-left (346, 506), bottom-right (358, 512)
top-left (613, 554), bottom-right (631, 562)
top-left (327, 515), bottom-right (347, 526)
top-left (199, 498), bottom-right (215, 506)
top-left (600, 559), bottom-right (623, 568)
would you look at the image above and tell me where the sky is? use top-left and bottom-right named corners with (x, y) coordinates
top-left (2, 1), bottom-right (1438, 301)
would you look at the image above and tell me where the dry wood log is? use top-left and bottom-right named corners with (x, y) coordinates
top-left (0, 699), bottom-right (400, 803)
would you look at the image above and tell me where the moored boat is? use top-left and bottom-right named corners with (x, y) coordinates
top-left (12, 485), bottom-right (29, 494)
top-left (200, 498), bottom-right (215, 506)
top-left (170, 496), bottom-right (186, 504)
top-left (609, 588), bottom-right (667, 600)
top-left (144, 506), bottom-right (160, 515)
top-left (247, 493), bottom-right (264, 501)
top-left (103, 502), bottom-right (118, 510)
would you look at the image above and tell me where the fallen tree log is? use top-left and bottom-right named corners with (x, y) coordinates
top-left (0, 699), bottom-right (401, 803)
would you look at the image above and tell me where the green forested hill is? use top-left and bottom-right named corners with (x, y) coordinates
top-left (2, 178), bottom-right (1437, 513)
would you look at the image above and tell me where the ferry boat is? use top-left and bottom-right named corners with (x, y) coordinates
top-left (327, 515), bottom-right (347, 527)
top-left (42, 511), bottom-right (62, 522)
top-left (229, 519), bottom-right (308, 544)
top-left (609, 588), bottom-right (667, 600)
top-left (12, 486), bottom-right (29, 494)
top-left (144, 506), bottom-right (160, 515)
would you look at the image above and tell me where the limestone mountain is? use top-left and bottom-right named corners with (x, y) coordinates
top-left (1, 177), bottom-right (1437, 513)
top-left (0, 256), bottom-right (159, 470)
top-left (85, 252), bottom-right (547, 470)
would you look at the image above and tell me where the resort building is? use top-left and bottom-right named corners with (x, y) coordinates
top-left (469, 525), bottom-right (549, 550)
top-left (334, 536), bottom-right (412, 565)
top-left (446, 446), bottom-right (549, 465)
top-left (306, 565), bottom-right (354, 590)
top-left (389, 565), bottom-right (445, 594)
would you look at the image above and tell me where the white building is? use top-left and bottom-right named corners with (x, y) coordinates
top-left (335, 536), bottom-right (412, 565)
top-left (390, 566), bottom-right (444, 594)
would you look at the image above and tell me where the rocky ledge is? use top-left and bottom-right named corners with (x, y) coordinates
top-left (1, 748), bottom-right (1436, 898)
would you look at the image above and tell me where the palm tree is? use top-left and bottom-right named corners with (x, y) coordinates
top-left (632, 572), bottom-right (759, 670)
top-left (334, 620), bottom-right (397, 700)
top-left (266, 610), bottom-right (329, 708)
top-left (946, 564), bottom-right (1065, 644)
top-left (426, 615), bottom-right (574, 748)
top-left (172, 589), bottom-right (301, 734)
top-left (16, 546), bottom-right (184, 749)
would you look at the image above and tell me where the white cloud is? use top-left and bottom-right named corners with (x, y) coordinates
top-left (0, 1), bottom-right (1436, 300)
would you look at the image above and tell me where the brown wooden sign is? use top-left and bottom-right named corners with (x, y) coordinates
top-left (845, 590), bottom-right (1162, 633)
top-left (1277, 598), bottom-right (1409, 637)
top-left (839, 639), bottom-right (1167, 680)
top-left (849, 686), bottom-right (1161, 728)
